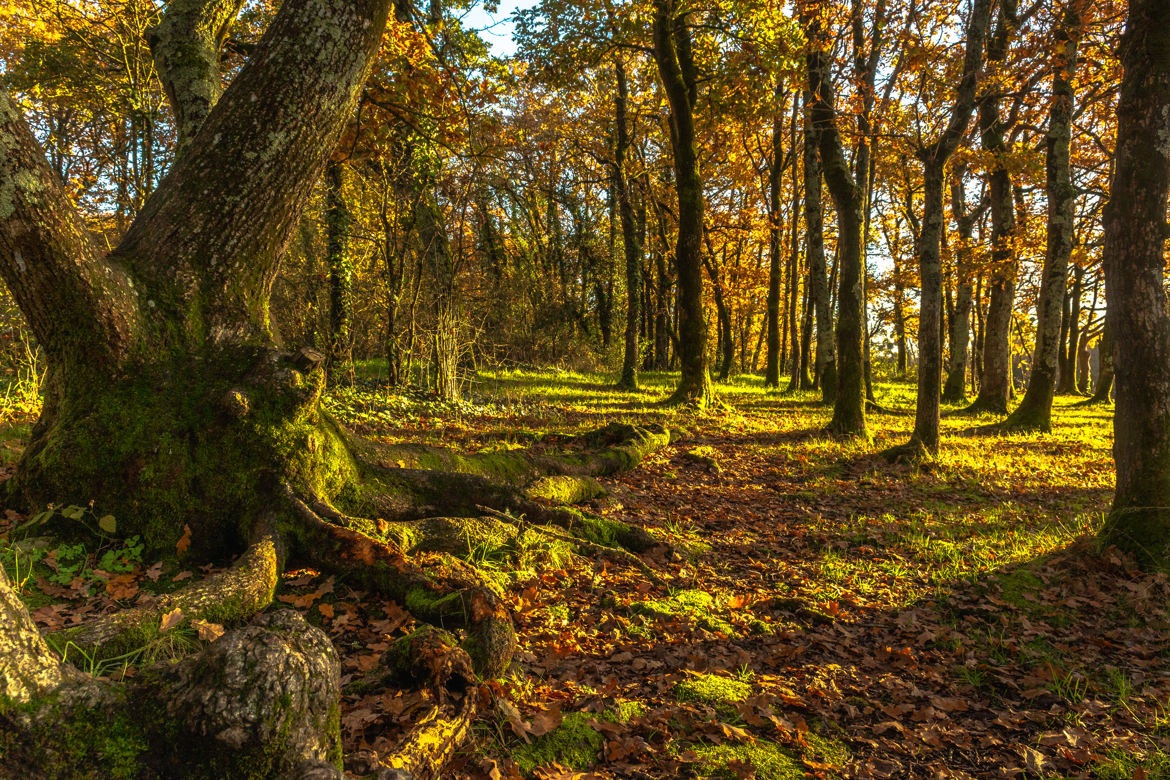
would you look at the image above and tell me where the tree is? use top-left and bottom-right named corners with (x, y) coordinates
top-left (802, 1), bottom-right (866, 437)
top-left (0, 0), bottom-right (671, 773)
top-left (653, 0), bottom-right (713, 408)
top-left (1099, 0), bottom-right (1170, 566)
top-left (890, 0), bottom-right (992, 457)
top-left (966, 3), bottom-right (1022, 416)
top-left (1004, 0), bottom-right (1086, 430)
top-left (616, 56), bottom-right (644, 390)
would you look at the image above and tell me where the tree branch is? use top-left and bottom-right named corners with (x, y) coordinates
top-left (0, 92), bottom-right (139, 374)
top-left (148, 0), bottom-right (247, 152)
top-left (113, 0), bottom-right (394, 349)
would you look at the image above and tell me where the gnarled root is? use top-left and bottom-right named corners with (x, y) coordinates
top-left (285, 489), bottom-right (517, 677)
top-left (348, 627), bottom-right (479, 780)
top-left (49, 522), bottom-right (283, 660)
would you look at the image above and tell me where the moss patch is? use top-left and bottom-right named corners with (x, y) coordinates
top-left (674, 673), bottom-right (752, 715)
top-left (511, 711), bottom-right (604, 775)
top-left (509, 700), bottom-right (646, 776)
top-left (687, 740), bottom-right (806, 780)
top-left (631, 589), bottom-right (735, 635)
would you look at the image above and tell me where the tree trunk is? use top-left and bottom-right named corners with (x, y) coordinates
top-left (765, 92), bottom-right (785, 388)
top-left (653, 0), bottom-right (712, 407)
top-left (1100, 0), bottom-right (1170, 566)
top-left (1003, 0), bottom-right (1084, 429)
top-left (1086, 316), bottom-right (1114, 404)
top-left (942, 174), bottom-right (978, 403)
top-left (325, 161), bottom-right (355, 386)
top-left (803, 6), bottom-right (868, 437)
top-left (967, 8), bottom-right (1019, 416)
top-left (615, 58), bottom-right (642, 391)
top-left (890, 0), bottom-right (991, 457)
top-left (802, 89), bottom-right (835, 404)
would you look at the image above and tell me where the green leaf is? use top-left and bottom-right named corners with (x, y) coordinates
top-left (98, 515), bottom-right (117, 534)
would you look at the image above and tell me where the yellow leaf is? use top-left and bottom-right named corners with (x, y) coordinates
top-left (191, 619), bottom-right (225, 642)
top-left (160, 608), bottom-right (184, 632)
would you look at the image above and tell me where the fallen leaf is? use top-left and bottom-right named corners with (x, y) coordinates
top-left (159, 608), bottom-right (183, 632)
top-left (192, 619), bottom-right (224, 641)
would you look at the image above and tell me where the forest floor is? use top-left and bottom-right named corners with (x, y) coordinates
top-left (3, 367), bottom-right (1169, 779)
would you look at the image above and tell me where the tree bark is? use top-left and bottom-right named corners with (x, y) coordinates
top-left (615, 58), bottom-right (642, 391)
top-left (967, 6), bottom-right (1019, 416)
top-left (1100, 0), bottom-right (1170, 566)
top-left (765, 91), bottom-right (785, 388)
top-left (890, 0), bottom-right (991, 456)
top-left (802, 4), bottom-right (868, 437)
top-left (942, 173), bottom-right (980, 403)
top-left (1003, 0), bottom-right (1085, 429)
top-left (653, 0), bottom-right (712, 407)
top-left (801, 88), bottom-right (834, 404)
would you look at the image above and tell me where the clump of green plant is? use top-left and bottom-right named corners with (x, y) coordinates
top-left (510, 701), bottom-right (645, 776)
top-left (630, 589), bottom-right (735, 635)
top-left (674, 672), bottom-right (752, 718)
top-left (684, 740), bottom-right (806, 780)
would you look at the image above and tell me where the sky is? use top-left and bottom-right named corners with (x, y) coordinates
top-left (460, 0), bottom-right (530, 57)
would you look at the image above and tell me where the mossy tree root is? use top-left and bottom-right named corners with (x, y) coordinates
top-left (349, 627), bottom-right (479, 779)
top-left (284, 490), bottom-right (517, 678)
top-left (349, 422), bottom-right (672, 489)
top-left (49, 523), bottom-right (283, 661)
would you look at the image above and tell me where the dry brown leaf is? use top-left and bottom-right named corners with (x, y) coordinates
top-left (159, 608), bottom-right (183, 632)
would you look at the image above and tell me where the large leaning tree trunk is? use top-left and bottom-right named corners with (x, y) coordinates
top-left (1100, 0), bottom-right (1170, 567)
top-left (1003, 0), bottom-right (1085, 431)
top-left (654, 0), bottom-right (714, 408)
top-left (0, 0), bottom-right (675, 775)
top-left (888, 0), bottom-right (992, 459)
top-left (802, 2), bottom-right (864, 437)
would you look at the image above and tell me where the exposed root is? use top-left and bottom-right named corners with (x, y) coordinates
top-left (879, 439), bottom-right (934, 465)
top-left (350, 422), bottom-right (671, 489)
top-left (284, 489), bottom-right (516, 677)
top-left (525, 474), bottom-right (606, 504)
top-left (476, 505), bottom-right (669, 588)
top-left (352, 628), bottom-right (479, 780)
top-left (49, 522), bottom-right (283, 660)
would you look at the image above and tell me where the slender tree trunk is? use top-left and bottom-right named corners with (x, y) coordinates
top-left (615, 58), bottom-right (642, 390)
top-left (1086, 317), bottom-right (1114, 404)
top-left (1004, 0), bottom-right (1084, 428)
top-left (803, 12), bottom-right (867, 437)
top-left (942, 175), bottom-right (978, 403)
top-left (765, 92), bottom-right (785, 388)
top-left (324, 160), bottom-right (354, 386)
top-left (895, 0), bottom-right (991, 455)
top-left (802, 89), bottom-right (835, 404)
top-left (1100, 0), bottom-right (1170, 565)
top-left (967, 9), bottom-right (1018, 416)
top-left (654, 1), bottom-right (712, 407)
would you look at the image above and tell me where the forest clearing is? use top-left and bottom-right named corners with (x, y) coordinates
top-left (3, 369), bottom-right (1163, 779)
top-left (2, 0), bottom-right (1170, 776)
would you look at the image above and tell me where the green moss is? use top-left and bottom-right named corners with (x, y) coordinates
top-left (512, 711), bottom-right (605, 775)
top-left (674, 673), bottom-right (752, 711)
top-left (61, 705), bottom-right (149, 780)
top-left (525, 475), bottom-right (606, 504)
top-left (631, 589), bottom-right (735, 635)
top-left (686, 740), bottom-right (807, 780)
